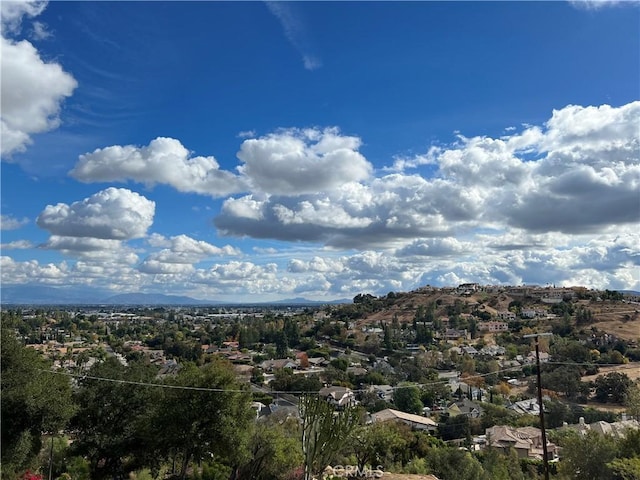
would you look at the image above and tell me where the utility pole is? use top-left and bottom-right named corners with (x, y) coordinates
top-left (524, 332), bottom-right (553, 480)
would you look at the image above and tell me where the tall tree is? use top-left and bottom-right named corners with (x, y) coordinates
top-left (594, 372), bottom-right (633, 403)
top-left (299, 395), bottom-right (360, 480)
top-left (349, 421), bottom-right (410, 472)
top-left (394, 383), bottom-right (423, 414)
top-left (1, 328), bottom-right (74, 479)
top-left (71, 357), bottom-right (157, 480)
top-left (152, 358), bottom-right (254, 479)
top-left (558, 430), bottom-right (618, 480)
top-left (426, 447), bottom-right (486, 480)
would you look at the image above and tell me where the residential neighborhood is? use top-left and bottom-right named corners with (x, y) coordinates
top-left (3, 284), bottom-right (640, 479)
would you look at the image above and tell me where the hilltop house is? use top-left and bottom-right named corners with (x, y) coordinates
top-left (371, 408), bottom-right (438, 433)
top-left (478, 321), bottom-right (509, 333)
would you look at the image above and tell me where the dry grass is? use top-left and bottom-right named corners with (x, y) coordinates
top-left (352, 291), bottom-right (639, 346)
top-left (591, 318), bottom-right (640, 342)
top-left (581, 363), bottom-right (640, 383)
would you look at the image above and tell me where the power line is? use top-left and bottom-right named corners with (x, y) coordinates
top-left (39, 361), bottom-right (639, 395)
top-left (546, 361), bottom-right (640, 368)
top-left (38, 369), bottom-right (251, 393)
top-left (38, 364), bottom-right (526, 395)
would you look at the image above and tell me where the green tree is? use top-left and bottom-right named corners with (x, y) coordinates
top-left (594, 372), bottom-right (633, 403)
top-left (480, 403), bottom-right (516, 431)
top-left (607, 457), bottom-right (640, 480)
top-left (480, 446), bottom-right (525, 480)
top-left (558, 430), bottom-right (618, 480)
top-left (480, 447), bottom-right (509, 480)
top-left (152, 358), bottom-right (254, 479)
top-left (1, 328), bottom-right (75, 478)
top-left (283, 318), bottom-right (300, 348)
top-left (420, 379), bottom-right (451, 408)
top-left (237, 416), bottom-right (303, 480)
top-left (426, 447), bottom-right (486, 480)
top-left (71, 357), bottom-right (157, 480)
top-left (545, 399), bottom-right (571, 428)
top-left (439, 414), bottom-right (471, 442)
top-left (394, 383), bottom-right (424, 414)
top-left (299, 394), bottom-right (360, 480)
top-left (624, 382), bottom-right (640, 421)
top-left (541, 365), bottom-right (588, 401)
top-left (349, 421), bottom-right (410, 471)
top-left (274, 330), bottom-right (289, 358)
top-left (618, 428), bottom-right (640, 458)
top-left (330, 357), bottom-right (348, 372)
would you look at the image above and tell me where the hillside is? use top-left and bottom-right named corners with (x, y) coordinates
top-left (335, 286), bottom-right (639, 342)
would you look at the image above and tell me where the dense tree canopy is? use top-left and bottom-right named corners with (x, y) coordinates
top-left (71, 357), bottom-right (162, 479)
top-left (594, 372), bottom-right (633, 404)
top-left (394, 383), bottom-right (424, 415)
top-left (1, 328), bottom-right (74, 479)
top-left (150, 358), bottom-right (255, 479)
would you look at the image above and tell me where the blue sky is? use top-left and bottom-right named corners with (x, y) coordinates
top-left (1, 0), bottom-right (639, 302)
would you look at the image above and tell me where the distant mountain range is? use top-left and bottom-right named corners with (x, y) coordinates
top-left (0, 285), bottom-right (349, 306)
top-left (4, 283), bottom-right (633, 307)
top-left (1, 285), bottom-right (105, 305)
top-left (102, 293), bottom-right (209, 305)
top-left (619, 290), bottom-right (640, 296)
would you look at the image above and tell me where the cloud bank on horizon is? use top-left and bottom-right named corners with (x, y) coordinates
top-left (1, 0), bottom-right (638, 301)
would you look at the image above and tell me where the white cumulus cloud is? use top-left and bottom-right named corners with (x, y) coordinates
top-left (217, 101), bottom-right (639, 247)
top-left (37, 187), bottom-right (155, 240)
top-left (1, 0), bottom-right (47, 34)
top-left (1, 1), bottom-right (77, 156)
top-left (70, 137), bottom-right (248, 197)
top-left (139, 234), bottom-right (241, 274)
top-left (237, 127), bottom-right (372, 195)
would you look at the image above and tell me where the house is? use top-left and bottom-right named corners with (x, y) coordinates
top-left (157, 359), bottom-right (181, 377)
top-left (457, 283), bottom-right (480, 296)
top-left (226, 353), bottom-right (252, 363)
top-left (371, 408), bottom-right (438, 433)
top-left (346, 366), bottom-right (368, 376)
top-left (478, 321), bottom-right (509, 333)
top-left (497, 311), bottom-right (516, 321)
top-left (447, 398), bottom-right (484, 418)
top-left (258, 398), bottom-right (300, 421)
top-left (260, 358), bottom-right (298, 372)
top-left (362, 326), bottom-right (384, 334)
top-left (560, 417), bottom-right (640, 438)
top-left (319, 386), bottom-right (356, 408)
top-left (445, 328), bottom-right (469, 341)
top-left (480, 345), bottom-right (506, 356)
top-left (201, 344), bottom-right (218, 354)
top-left (526, 351), bottom-right (549, 364)
top-left (461, 345), bottom-right (479, 356)
top-left (509, 397), bottom-right (546, 416)
top-left (251, 401), bottom-right (269, 419)
top-left (485, 425), bottom-right (558, 460)
top-left (307, 357), bottom-right (329, 368)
